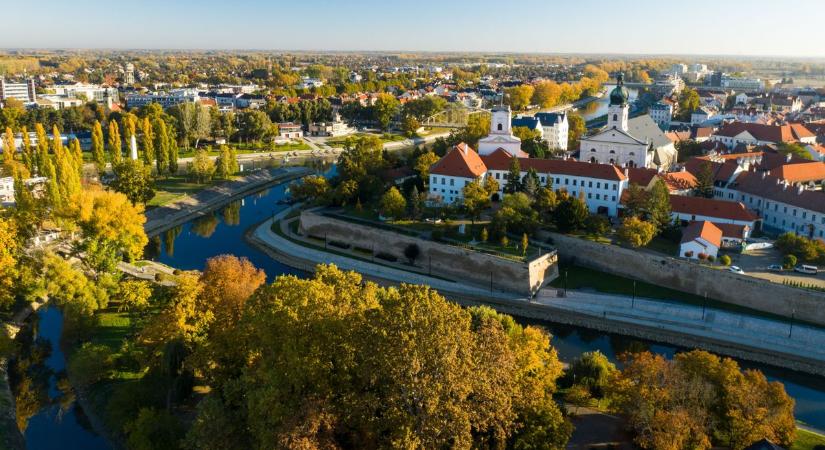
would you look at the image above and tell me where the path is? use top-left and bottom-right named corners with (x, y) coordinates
top-left (144, 166), bottom-right (311, 237)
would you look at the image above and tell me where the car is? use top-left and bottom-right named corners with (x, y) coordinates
top-left (794, 265), bottom-right (819, 275)
top-left (729, 266), bottom-right (745, 275)
top-left (767, 264), bottom-right (783, 272)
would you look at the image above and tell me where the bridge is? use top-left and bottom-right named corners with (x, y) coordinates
top-left (423, 104), bottom-right (489, 128)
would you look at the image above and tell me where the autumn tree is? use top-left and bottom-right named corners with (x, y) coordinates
top-left (0, 218), bottom-right (18, 309)
top-left (73, 187), bottom-right (148, 264)
top-left (567, 112), bottom-right (586, 150)
top-left (505, 84), bottom-right (535, 111)
top-left (289, 175), bottom-right (330, 204)
top-left (379, 186), bottom-right (406, 218)
top-left (141, 117), bottom-right (155, 165)
top-left (462, 179), bottom-right (491, 224)
top-left (91, 120), bottom-right (106, 173)
top-left (372, 93), bottom-right (400, 130)
top-left (108, 120), bottom-right (122, 165)
top-left (111, 159), bottom-right (155, 205)
top-left (153, 118), bottom-right (171, 175)
top-left (617, 216), bottom-right (657, 248)
top-left (414, 151), bottom-right (440, 182)
top-left (190, 149), bottom-right (215, 184)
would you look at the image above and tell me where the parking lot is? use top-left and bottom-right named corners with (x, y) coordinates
top-left (728, 246), bottom-right (825, 289)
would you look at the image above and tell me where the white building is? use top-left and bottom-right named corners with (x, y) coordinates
top-left (428, 142), bottom-right (489, 204)
top-left (277, 122), bottom-right (303, 140)
top-left (579, 74), bottom-right (678, 170)
top-left (49, 82), bottom-right (119, 107)
top-left (126, 89), bottom-right (200, 109)
top-left (534, 112), bottom-right (569, 151)
top-left (670, 64), bottom-right (688, 76)
top-left (300, 77), bottom-right (324, 89)
top-left (721, 76), bottom-right (764, 92)
top-left (679, 221), bottom-right (722, 259)
top-left (0, 77), bottom-right (36, 103)
top-left (477, 105), bottom-right (526, 157)
top-left (710, 122), bottom-right (817, 148)
top-left (691, 107), bottom-right (715, 126)
top-left (0, 176), bottom-right (48, 205)
top-left (648, 102), bottom-right (673, 129)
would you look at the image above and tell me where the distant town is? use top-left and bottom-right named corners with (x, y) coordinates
top-left (2, 50), bottom-right (825, 450)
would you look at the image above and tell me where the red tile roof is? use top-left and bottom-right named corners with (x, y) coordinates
top-left (714, 222), bottom-right (748, 239)
top-left (662, 171), bottom-right (698, 191)
top-left (681, 221), bottom-right (722, 248)
top-left (714, 122), bottom-right (815, 143)
top-left (626, 167), bottom-right (658, 187)
top-left (429, 142), bottom-right (487, 179)
top-left (771, 162), bottom-right (825, 183)
top-left (670, 195), bottom-right (758, 222)
top-left (480, 149), bottom-right (627, 181)
top-left (731, 171), bottom-right (825, 214)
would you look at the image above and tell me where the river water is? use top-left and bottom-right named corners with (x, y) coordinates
top-left (20, 165), bottom-right (825, 448)
top-left (577, 84), bottom-right (640, 122)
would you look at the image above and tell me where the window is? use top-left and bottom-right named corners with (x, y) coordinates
top-left (612, 196), bottom-right (616, 201)
top-left (565, 178), bottom-right (569, 184)
top-left (450, 179), bottom-right (454, 186)
top-left (609, 150), bottom-right (616, 154)
top-left (591, 148), bottom-right (596, 152)
top-left (597, 182), bottom-right (601, 189)
top-left (573, 180), bottom-right (577, 186)
top-left (497, 123), bottom-right (502, 131)
top-left (556, 178), bottom-right (561, 184)
top-left (596, 194), bottom-right (601, 200)
top-left (803, 212), bottom-right (807, 219)
top-left (613, 113), bottom-right (618, 122)
top-left (588, 193), bottom-right (592, 199)
top-left (495, 172), bottom-right (500, 179)
top-left (613, 184), bottom-right (618, 190)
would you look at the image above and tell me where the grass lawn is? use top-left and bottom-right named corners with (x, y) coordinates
top-left (792, 429), bottom-right (825, 450)
top-left (326, 132), bottom-right (406, 147)
top-left (645, 236), bottom-right (679, 256)
top-left (147, 175), bottom-right (237, 207)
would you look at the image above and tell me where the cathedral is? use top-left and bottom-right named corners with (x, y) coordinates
top-left (578, 73), bottom-right (677, 170)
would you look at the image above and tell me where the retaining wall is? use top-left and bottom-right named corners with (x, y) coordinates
top-left (299, 211), bottom-right (558, 295)
top-left (541, 231), bottom-right (825, 327)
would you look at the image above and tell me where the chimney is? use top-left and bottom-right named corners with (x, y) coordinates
top-left (761, 172), bottom-right (767, 179)
top-left (786, 153), bottom-right (792, 162)
top-left (798, 185), bottom-right (804, 195)
top-left (624, 168), bottom-right (629, 178)
top-left (783, 182), bottom-right (789, 191)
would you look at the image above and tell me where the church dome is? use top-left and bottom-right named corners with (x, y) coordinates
top-left (609, 73), bottom-right (629, 106)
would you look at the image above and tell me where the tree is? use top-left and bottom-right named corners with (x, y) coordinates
top-left (647, 179), bottom-right (672, 231)
top-left (91, 120), bottom-right (106, 173)
top-left (531, 80), bottom-right (562, 108)
top-left (567, 113), bottom-right (585, 151)
top-left (141, 117), bottom-right (155, 165)
top-left (2, 127), bottom-right (15, 171)
top-left (565, 384), bottom-right (593, 415)
top-left (678, 88), bottom-right (701, 121)
top-left (379, 186), bottom-right (406, 219)
top-left (523, 167), bottom-right (541, 198)
top-left (617, 216), bottom-right (657, 248)
top-left (190, 149), bottom-right (215, 184)
top-left (68, 343), bottom-right (114, 389)
top-left (623, 183), bottom-right (648, 218)
top-left (566, 350), bottom-right (617, 398)
top-left (504, 156), bottom-right (522, 194)
top-left (108, 120), bottom-right (122, 165)
top-left (20, 126), bottom-right (34, 174)
top-left (462, 179), bottom-right (490, 224)
top-left (372, 93), bottom-right (400, 130)
top-left (170, 102), bottom-right (211, 149)
top-left (116, 280), bottom-right (153, 313)
top-left (0, 218), bottom-right (18, 309)
top-left (694, 161), bottom-right (715, 198)
top-left (216, 145), bottom-right (236, 179)
top-left (505, 85), bottom-right (535, 111)
top-left (126, 408), bottom-right (185, 450)
top-left (521, 233), bottom-right (529, 256)
top-left (111, 159), bottom-right (155, 205)
top-left (237, 110), bottom-right (272, 143)
top-left (404, 243), bottom-right (421, 265)
top-left (782, 254), bottom-right (798, 270)
top-left (414, 151), bottom-right (440, 182)
top-left (777, 142), bottom-right (813, 161)
top-left (535, 186), bottom-right (558, 223)
top-left (401, 115), bottom-right (420, 137)
top-left (584, 214), bottom-right (610, 236)
top-left (719, 254), bottom-right (732, 266)
top-left (289, 175), bottom-right (330, 204)
top-left (554, 195), bottom-right (588, 233)
top-left (73, 187), bottom-right (148, 263)
top-left (153, 119), bottom-right (171, 175)
top-left (493, 192), bottom-right (540, 236)
top-left (480, 227), bottom-right (489, 243)
top-left (35, 123), bottom-right (49, 176)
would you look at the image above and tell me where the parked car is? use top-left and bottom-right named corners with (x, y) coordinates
top-left (729, 266), bottom-right (746, 275)
top-left (767, 264), bottom-right (783, 272)
top-left (794, 265), bottom-right (819, 275)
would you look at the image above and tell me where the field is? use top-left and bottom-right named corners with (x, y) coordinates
top-left (325, 132), bottom-right (405, 147)
top-left (792, 428), bottom-right (825, 450)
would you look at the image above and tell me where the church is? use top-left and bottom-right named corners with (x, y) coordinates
top-left (578, 74), bottom-right (677, 170)
top-left (477, 105), bottom-right (528, 157)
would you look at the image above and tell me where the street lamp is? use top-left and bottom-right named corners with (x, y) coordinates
top-left (702, 292), bottom-right (707, 321)
top-left (564, 271), bottom-right (568, 297)
top-left (631, 280), bottom-right (636, 309)
top-left (789, 308), bottom-right (796, 339)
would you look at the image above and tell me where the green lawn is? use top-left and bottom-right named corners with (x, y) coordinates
top-left (326, 132), bottom-right (405, 147)
top-left (792, 429), bottom-right (825, 450)
top-left (148, 175), bottom-right (237, 207)
top-left (645, 236), bottom-right (679, 256)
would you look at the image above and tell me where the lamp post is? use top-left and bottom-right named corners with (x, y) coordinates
top-left (631, 280), bottom-right (636, 309)
top-left (564, 271), bottom-right (568, 297)
top-left (789, 308), bottom-right (796, 339)
top-left (702, 292), bottom-right (707, 321)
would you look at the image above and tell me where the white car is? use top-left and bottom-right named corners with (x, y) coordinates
top-left (729, 266), bottom-right (745, 275)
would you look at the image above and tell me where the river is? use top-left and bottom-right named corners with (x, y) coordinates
top-left (577, 84), bottom-right (640, 122)
top-left (19, 164), bottom-right (825, 448)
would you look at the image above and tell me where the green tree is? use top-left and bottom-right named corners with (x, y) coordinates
top-left (111, 159), bottom-right (155, 205)
top-left (567, 112), bottom-right (586, 150)
top-left (190, 149), bottom-right (215, 184)
top-left (777, 142), bottom-right (813, 161)
top-left (617, 216), bottom-right (657, 248)
top-left (20, 126), bottom-right (34, 174)
top-left (108, 120), bottom-right (122, 165)
top-left (504, 156), bottom-right (523, 194)
top-left (372, 93), bottom-right (400, 130)
top-left (216, 145), bottom-right (235, 179)
top-left (462, 179), bottom-right (490, 224)
top-left (91, 120), bottom-right (106, 173)
top-left (584, 214), bottom-right (610, 236)
top-left (678, 88), bottom-right (701, 121)
top-left (694, 161), bottom-right (715, 198)
top-left (414, 151), bottom-right (440, 183)
top-left (289, 175), bottom-right (330, 204)
top-left (379, 186), bottom-right (406, 218)
top-left (153, 119), bottom-right (171, 175)
top-left (647, 179), bottom-right (672, 231)
top-left (554, 194), bottom-right (588, 233)
top-left (567, 350), bottom-right (617, 398)
top-left (68, 343), bottom-right (114, 389)
top-left (141, 117), bottom-right (155, 166)
top-left (237, 110), bottom-right (272, 143)
top-left (126, 408), bottom-right (185, 450)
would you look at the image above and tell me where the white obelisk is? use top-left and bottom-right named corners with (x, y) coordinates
top-left (130, 134), bottom-right (138, 160)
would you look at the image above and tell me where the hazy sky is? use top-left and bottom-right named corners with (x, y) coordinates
top-left (5, 0), bottom-right (825, 57)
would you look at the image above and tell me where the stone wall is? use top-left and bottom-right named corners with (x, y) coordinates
top-left (541, 231), bottom-right (825, 327)
top-left (299, 211), bottom-right (558, 295)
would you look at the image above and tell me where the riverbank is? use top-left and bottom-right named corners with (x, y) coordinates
top-left (247, 213), bottom-right (825, 377)
top-left (144, 166), bottom-right (313, 237)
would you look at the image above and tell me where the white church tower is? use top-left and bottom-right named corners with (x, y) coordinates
top-left (477, 105), bottom-right (525, 156)
top-left (607, 73), bottom-right (630, 132)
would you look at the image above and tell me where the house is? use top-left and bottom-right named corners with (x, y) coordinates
top-left (428, 143), bottom-right (488, 204)
top-left (277, 123), bottom-right (303, 140)
top-left (710, 122), bottom-right (817, 148)
top-left (669, 195), bottom-right (758, 231)
top-left (511, 116), bottom-right (544, 140)
top-left (649, 101), bottom-right (673, 129)
top-left (691, 107), bottom-right (714, 126)
top-left (661, 170), bottom-right (698, 195)
top-left (680, 221), bottom-right (722, 259)
top-left (534, 112), bottom-right (569, 151)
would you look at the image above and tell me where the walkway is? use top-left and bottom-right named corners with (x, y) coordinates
top-left (535, 289), bottom-right (825, 364)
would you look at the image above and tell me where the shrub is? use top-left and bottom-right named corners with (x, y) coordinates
top-left (684, 251), bottom-right (694, 258)
top-left (783, 254), bottom-right (798, 270)
top-left (617, 217), bottom-right (656, 248)
top-left (719, 254), bottom-right (731, 266)
top-left (68, 343), bottom-right (114, 389)
top-left (404, 243), bottom-right (421, 264)
top-left (698, 253), bottom-right (708, 260)
top-left (707, 255), bottom-right (715, 263)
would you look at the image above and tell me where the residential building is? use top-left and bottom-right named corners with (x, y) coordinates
top-left (0, 77), bottom-right (36, 103)
top-left (649, 102), bottom-right (673, 129)
top-left (49, 82), bottom-right (119, 107)
top-left (579, 74), bottom-right (678, 170)
top-left (277, 122), bottom-right (303, 139)
top-left (300, 77), bottom-right (324, 89)
top-left (710, 122), bottom-right (817, 148)
top-left (511, 116), bottom-right (543, 140)
top-left (669, 194), bottom-right (758, 230)
top-left (691, 107), bottom-right (715, 126)
top-left (680, 221), bottom-right (722, 259)
top-left (125, 89), bottom-right (200, 108)
top-left (721, 75), bottom-right (764, 92)
top-left (308, 114), bottom-right (354, 137)
top-left (0, 176), bottom-right (47, 205)
top-left (428, 143), bottom-right (488, 204)
top-left (670, 64), bottom-right (688, 76)
top-left (534, 112), bottom-right (569, 151)
top-left (124, 63), bottom-right (135, 85)
top-left (477, 105), bottom-right (526, 157)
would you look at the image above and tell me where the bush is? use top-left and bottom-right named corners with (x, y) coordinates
top-left (719, 254), bottom-right (731, 266)
top-left (783, 254), bottom-right (798, 270)
top-left (584, 214), bottom-right (610, 236)
top-left (617, 217), bottom-right (656, 248)
top-left (684, 250), bottom-right (694, 258)
top-left (707, 255), bottom-right (715, 263)
top-left (698, 253), bottom-right (708, 260)
top-left (404, 243), bottom-right (421, 264)
top-left (125, 407), bottom-right (185, 450)
top-left (68, 343), bottom-right (114, 389)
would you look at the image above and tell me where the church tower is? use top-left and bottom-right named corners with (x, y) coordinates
top-left (607, 73), bottom-right (629, 132)
top-left (490, 105), bottom-right (512, 135)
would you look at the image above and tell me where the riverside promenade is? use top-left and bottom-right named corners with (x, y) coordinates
top-left (249, 213), bottom-right (825, 376)
top-left (144, 166), bottom-right (312, 237)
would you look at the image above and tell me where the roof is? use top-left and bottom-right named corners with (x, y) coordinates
top-left (743, 439), bottom-right (785, 450)
top-left (626, 167), bottom-right (659, 187)
top-left (713, 122), bottom-right (815, 143)
top-left (693, 127), bottom-right (713, 139)
top-left (670, 194), bottom-right (758, 222)
top-left (480, 148), bottom-right (627, 181)
top-left (771, 161), bottom-right (825, 183)
top-left (681, 221), bottom-right (722, 249)
top-left (511, 116), bottom-right (541, 130)
top-left (662, 171), bottom-right (698, 191)
top-left (628, 115), bottom-right (673, 149)
top-left (714, 222), bottom-right (748, 239)
top-left (429, 142), bottom-right (487, 179)
top-left (534, 112), bottom-right (566, 124)
top-left (731, 171), bottom-right (825, 214)
top-left (664, 131), bottom-right (690, 143)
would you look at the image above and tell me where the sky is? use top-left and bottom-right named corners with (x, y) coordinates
top-left (4, 0), bottom-right (825, 57)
